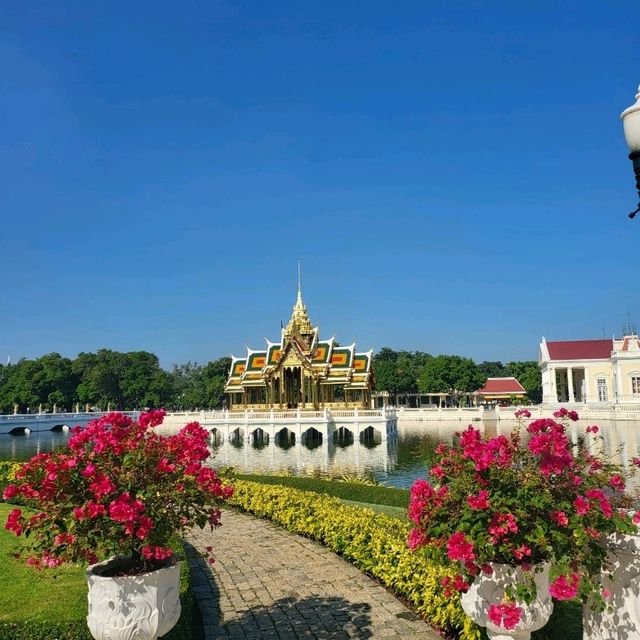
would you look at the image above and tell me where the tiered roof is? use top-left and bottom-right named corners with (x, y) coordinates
top-left (225, 281), bottom-right (373, 390)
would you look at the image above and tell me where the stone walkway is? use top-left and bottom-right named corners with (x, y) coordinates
top-left (187, 509), bottom-right (439, 639)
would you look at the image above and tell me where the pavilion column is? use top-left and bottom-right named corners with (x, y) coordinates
top-left (544, 366), bottom-right (557, 404)
top-left (567, 368), bottom-right (575, 403)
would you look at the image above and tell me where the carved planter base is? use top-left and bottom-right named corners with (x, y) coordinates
top-left (86, 556), bottom-right (181, 640)
top-left (584, 533), bottom-right (640, 640)
top-left (461, 563), bottom-right (553, 640)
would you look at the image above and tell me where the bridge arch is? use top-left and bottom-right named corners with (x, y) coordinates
top-left (275, 427), bottom-right (295, 448)
top-left (51, 424), bottom-right (70, 432)
top-left (360, 425), bottom-right (381, 446)
top-left (333, 426), bottom-right (354, 446)
top-left (250, 427), bottom-right (269, 447)
top-left (8, 426), bottom-right (31, 436)
top-left (301, 427), bottom-right (323, 449)
top-left (229, 427), bottom-right (244, 447)
top-left (210, 428), bottom-right (223, 445)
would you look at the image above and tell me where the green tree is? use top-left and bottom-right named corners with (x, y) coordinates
top-left (120, 351), bottom-right (171, 409)
top-left (73, 350), bottom-right (123, 409)
top-left (478, 360), bottom-right (508, 379)
top-left (507, 361), bottom-right (542, 404)
top-left (372, 348), bottom-right (432, 394)
top-left (202, 357), bottom-right (231, 409)
top-left (167, 362), bottom-right (206, 410)
top-left (417, 355), bottom-right (486, 404)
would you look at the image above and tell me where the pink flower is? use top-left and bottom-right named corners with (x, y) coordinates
top-left (54, 533), bottom-right (76, 546)
top-left (610, 475), bottom-right (625, 492)
top-left (407, 527), bottom-right (427, 550)
top-left (514, 409), bottom-right (531, 418)
top-left (512, 544), bottom-right (532, 560)
top-left (549, 573), bottom-right (580, 600)
top-left (141, 545), bottom-right (173, 561)
top-left (82, 463), bottom-right (96, 477)
top-left (2, 484), bottom-right (19, 500)
top-left (602, 588), bottom-right (612, 600)
top-left (138, 409), bottom-right (166, 429)
top-left (157, 457), bottom-right (176, 473)
top-left (467, 490), bottom-right (491, 510)
top-left (4, 508), bottom-right (23, 536)
top-left (453, 574), bottom-right (470, 591)
top-left (551, 510), bottom-right (568, 526)
top-left (633, 457), bottom-right (640, 467)
top-left (41, 551), bottom-right (63, 568)
top-left (488, 603), bottom-right (522, 630)
top-left (586, 425), bottom-right (599, 434)
top-left (553, 408), bottom-right (579, 421)
top-left (574, 496), bottom-right (590, 516)
top-left (488, 513), bottom-right (518, 543)
top-left (446, 532), bottom-right (475, 562)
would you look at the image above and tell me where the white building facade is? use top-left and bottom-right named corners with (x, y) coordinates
top-left (539, 335), bottom-right (640, 406)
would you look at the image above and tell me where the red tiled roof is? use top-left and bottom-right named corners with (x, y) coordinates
top-left (546, 339), bottom-right (612, 361)
top-left (477, 377), bottom-right (526, 394)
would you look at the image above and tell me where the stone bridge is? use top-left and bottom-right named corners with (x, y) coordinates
top-left (0, 412), bottom-right (140, 436)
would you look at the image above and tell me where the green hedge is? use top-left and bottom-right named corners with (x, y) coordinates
top-left (227, 479), bottom-right (479, 640)
top-left (233, 473), bottom-right (410, 507)
top-left (0, 461), bottom-right (21, 484)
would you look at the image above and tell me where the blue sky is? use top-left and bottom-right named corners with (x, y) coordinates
top-left (1, 1), bottom-right (639, 368)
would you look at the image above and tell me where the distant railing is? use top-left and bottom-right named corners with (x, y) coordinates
top-left (0, 411), bottom-right (139, 423)
top-left (188, 407), bottom-right (395, 422)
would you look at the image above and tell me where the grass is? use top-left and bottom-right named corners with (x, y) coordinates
top-left (231, 472), bottom-right (410, 507)
top-left (340, 499), bottom-right (407, 520)
top-left (0, 504), bottom-right (88, 624)
top-left (0, 503), bottom-right (195, 640)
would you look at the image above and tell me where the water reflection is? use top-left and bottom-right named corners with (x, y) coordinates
top-left (1, 417), bottom-right (640, 489)
top-left (207, 428), bottom-right (397, 480)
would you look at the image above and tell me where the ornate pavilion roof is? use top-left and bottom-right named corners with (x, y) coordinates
top-left (225, 282), bottom-right (373, 391)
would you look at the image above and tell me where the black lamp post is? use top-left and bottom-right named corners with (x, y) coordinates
top-left (621, 85), bottom-right (640, 219)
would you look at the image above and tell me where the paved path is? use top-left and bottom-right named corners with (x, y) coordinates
top-left (187, 509), bottom-right (438, 639)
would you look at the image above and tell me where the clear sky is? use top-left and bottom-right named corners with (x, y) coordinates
top-left (1, 1), bottom-right (639, 368)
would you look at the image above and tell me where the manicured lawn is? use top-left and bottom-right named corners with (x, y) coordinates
top-left (340, 499), bottom-right (407, 520)
top-left (0, 503), bottom-right (195, 640)
top-left (0, 504), bottom-right (88, 624)
top-left (231, 472), bottom-right (410, 506)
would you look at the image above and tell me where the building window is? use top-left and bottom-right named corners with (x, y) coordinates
top-left (597, 378), bottom-right (608, 402)
top-left (633, 377), bottom-right (640, 396)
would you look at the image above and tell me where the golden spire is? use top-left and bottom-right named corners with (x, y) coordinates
top-left (284, 259), bottom-right (314, 339)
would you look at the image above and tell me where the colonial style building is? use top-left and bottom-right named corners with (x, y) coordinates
top-left (539, 335), bottom-right (640, 405)
top-left (225, 284), bottom-right (374, 411)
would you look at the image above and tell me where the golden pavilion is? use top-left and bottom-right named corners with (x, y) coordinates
top-left (225, 280), bottom-right (374, 411)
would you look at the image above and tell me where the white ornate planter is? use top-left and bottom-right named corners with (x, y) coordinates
top-left (583, 532), bottom-right (640, 639)
top-left (86, 556), bottom-right (181, 640)
top-left (461, 563), bottom-right (553, 640)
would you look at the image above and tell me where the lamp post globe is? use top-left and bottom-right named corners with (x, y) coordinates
top-left (620, 85), bottom-right (640, 218)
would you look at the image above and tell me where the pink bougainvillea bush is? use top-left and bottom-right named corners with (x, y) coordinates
top-left (3, 410), bottom-right (232, 573)
top-left (408, 408), bottom-right (639, 625)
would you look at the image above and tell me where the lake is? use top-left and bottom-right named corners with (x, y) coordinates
top-left (1, 416), bottom-right (639, 489)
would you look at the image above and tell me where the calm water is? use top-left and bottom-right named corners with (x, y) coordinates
top-left (1, 417), bottom-right (639, 489)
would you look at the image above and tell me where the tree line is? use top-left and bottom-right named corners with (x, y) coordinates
top-left (0, 347), bottom-right (542, 414)
top-left (0, 350), bottom-right (231, 413)
top-left (372, 348), bottom-right (542, 403)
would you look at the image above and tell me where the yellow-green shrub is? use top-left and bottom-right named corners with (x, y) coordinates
top-left (228, 480), bottom-right (480, 640)
top-left (0, 462), bottom-right (22, 485)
